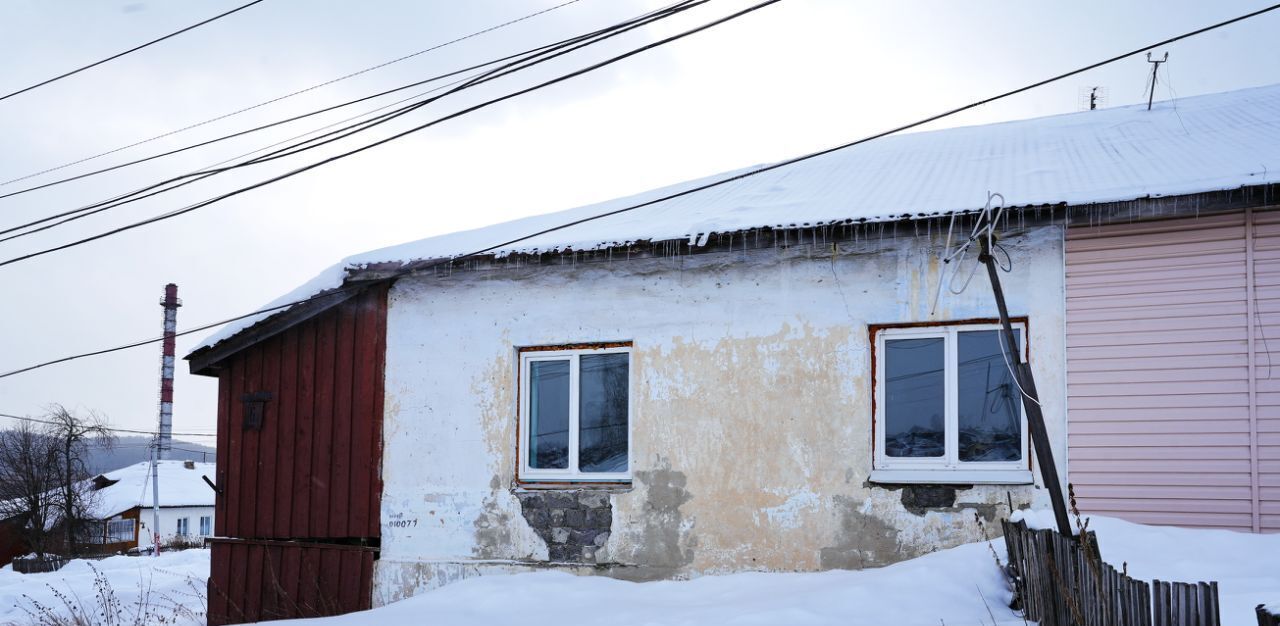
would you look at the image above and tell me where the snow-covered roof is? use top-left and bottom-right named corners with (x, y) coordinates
top-left (90, 461), bottom-right (216, 518)
top-left (192, 83), bottom-right (1280, 354)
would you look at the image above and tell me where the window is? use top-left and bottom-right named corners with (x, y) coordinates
top-left (872, 322), bottom-right (1031, 484)
top-left (199, 516), bottom-right (212, 536)
top-left (519, 345), bottom-right (631, 482)
top-left (176, 517), bottom-right (189, 537)
top-left (106, 519), bottom-right (135, 542)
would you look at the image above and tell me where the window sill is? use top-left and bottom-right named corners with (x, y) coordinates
top-left (513, 480), bottom-right (632, 493)
top-left (869, 469), bottom-right (1033, 485)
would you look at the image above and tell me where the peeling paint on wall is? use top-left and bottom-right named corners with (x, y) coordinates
top-left (819, 495), bottom-right (900, 570)
top-left (374, 226), bottom-right (1066, 604)
top-left (515, 490), bottom-right (613, 563)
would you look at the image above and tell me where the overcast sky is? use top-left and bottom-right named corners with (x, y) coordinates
top-left (2, 0), bottom-right (1279, 442)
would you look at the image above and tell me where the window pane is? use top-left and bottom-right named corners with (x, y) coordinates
top-left (579, 353), bottom-right (629, 472)
top-left (529, 360), bottom-right (570, 469)
top-left (107, 520), bottom-right (134, 542)
top-left (958, 330), bottom-right (1023, 462)
top-left (884, 337), bottom-right (945, 457)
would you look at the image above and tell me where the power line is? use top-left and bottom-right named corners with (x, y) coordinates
top-left (0, 1), bottom-right (697, 241)
top-left (0, 285), bottom-right (359, 380)
top-left (0, 412), bottom-right (217, 438)
top-left (1, 0), bottom-right (1277, 380)
top-left (110, 443), bottom-right (216, 455)
top-left (0, 0), bottom-right (721, 376)
top-left (14, 0), bottom-right (1272, 269)
top-left (0, 1), bottom-right (701, 243)
top-left (0, 39), bottom-right (582, 240)
top-left (0, 0), bottom-right (582, 187)
top-left (0, 33), bottom-right (569, 208)
top-left (0, 0), bottom-right (269, 104)
top-left (0, 0), bottom-right (720, 267)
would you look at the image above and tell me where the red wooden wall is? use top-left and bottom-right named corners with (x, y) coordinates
top-left (208, 539), bottom-right (375, 623)
top-left (207, 285), bottom-right (387, 625)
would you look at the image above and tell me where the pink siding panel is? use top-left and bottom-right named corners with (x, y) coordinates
top-left (1080, 496), bottom-right (1249, 512)
top-left (1068, 380), bottom-right (1250, 397)
top-left (1068, 341), bottom-right (1246, 360)
top-left (1067, 288), bottom-right (1244, 311)
top-left (1069, 367), bottom-right (1247, 385)
top-left (1254, 195), bottom-right (1280, 534)
top-left (1117, 512), bottom-right (1254, 530)
top-left (1070, 407), bottom-right (1248, 422)
top-left (1069, 445), bottom-right (1250, 461)
top-left (1068, 396), bottom-right (1246, 411)
top-left (1068, 419), bottom-right (1251, 435)
top-left (1066, 212), bottom-right (1271, 533)
top-left (1069, 471), bottom-right (1253, 487)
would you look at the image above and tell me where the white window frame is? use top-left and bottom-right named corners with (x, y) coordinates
top-left (519, 345), bottom-right (633, 483)
top-left (871, 322), bottom-right (1032, 484)
top-left (199, 515), bottom-right (212, 536)
top-left (176, 517), bottom-right (189, 537)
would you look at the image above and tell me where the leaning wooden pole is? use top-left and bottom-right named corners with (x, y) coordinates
top-left (978, 237), bottom-right (1073, 537)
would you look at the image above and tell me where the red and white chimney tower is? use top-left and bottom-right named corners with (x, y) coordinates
top-left (150, 283), bottom-right (181, 555)
top-left (157, 283), bottom-right (181, 460)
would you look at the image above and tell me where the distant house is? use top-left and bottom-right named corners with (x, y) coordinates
top-left (187, 84), bottom-right (1280, 624)
top-left (84, 460), bottom-right (217, 553)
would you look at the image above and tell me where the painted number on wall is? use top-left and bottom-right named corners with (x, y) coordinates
top-left (386, 519), bottom-right (418, 528)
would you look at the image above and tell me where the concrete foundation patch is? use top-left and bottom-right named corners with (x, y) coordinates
top-left (517, 490), bottom-right (613, 564)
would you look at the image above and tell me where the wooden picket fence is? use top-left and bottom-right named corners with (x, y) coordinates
top-left (1003, 520), bottom-right (1220, 626)
top-left (12, 556), bottom-right (70, 573)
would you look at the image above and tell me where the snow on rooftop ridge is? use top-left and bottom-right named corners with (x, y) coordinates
top-left (191, 82), bottom-right (1280, 354)
top-left (91, 460), bottom-right (216, 518)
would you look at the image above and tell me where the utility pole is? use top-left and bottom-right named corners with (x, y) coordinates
top-left (977, 236), bottom-right (1073, 537)
top-left (1146, 52), bottom-right (1168, 111)
top-left (150, 284), bottom-right (181, 555)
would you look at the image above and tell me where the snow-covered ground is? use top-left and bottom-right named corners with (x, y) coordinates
top-left (0, 515), bottom-right (1275, 626)
top-left (0, 549), bottom-right (209, 626)
top-left (287, 542), bottom-right (1021, 626)
top-left (282, 514), bottom-right (1280, 626)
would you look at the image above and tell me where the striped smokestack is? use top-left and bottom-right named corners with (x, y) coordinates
top-left (157, 283), bottom-right (181, 460)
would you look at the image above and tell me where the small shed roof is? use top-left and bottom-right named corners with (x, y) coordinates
top-left (191, 82), bottom-right (1280, 356)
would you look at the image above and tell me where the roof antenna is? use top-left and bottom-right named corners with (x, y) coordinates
top-left (1079, 86), bottom-right (1107, 111)
top-left (1146, 51), bottom-right (1168, 110)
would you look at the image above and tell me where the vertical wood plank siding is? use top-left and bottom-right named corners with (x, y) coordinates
top-left (1066, 211), bottom-right (1279, 532)
top-left (207, 539), bottom-right (376, 624)
top-left (214, 285), bottom-right (387, 540)
top-left (208, 285), bottom-right (387, 625)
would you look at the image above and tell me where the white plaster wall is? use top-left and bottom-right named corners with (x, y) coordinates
top-left (135, 506), bottom-right (215, 550)
top-left (374, 225), bottom-right (1066, 604)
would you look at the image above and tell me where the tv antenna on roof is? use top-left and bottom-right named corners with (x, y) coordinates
top-left (1079, 86), bottom-right (1107, 111)
top-left (1146, 51), bottom-right (1168, 110)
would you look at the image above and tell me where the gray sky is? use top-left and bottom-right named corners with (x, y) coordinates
top-left (2, 0), bottom-right (1279, 440)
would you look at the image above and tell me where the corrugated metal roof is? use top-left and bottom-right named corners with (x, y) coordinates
top-left (192, 83), bottom-right (1280, 354)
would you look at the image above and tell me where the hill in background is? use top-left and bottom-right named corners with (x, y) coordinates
top-left (86, 435), bottom-right (216, 474)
